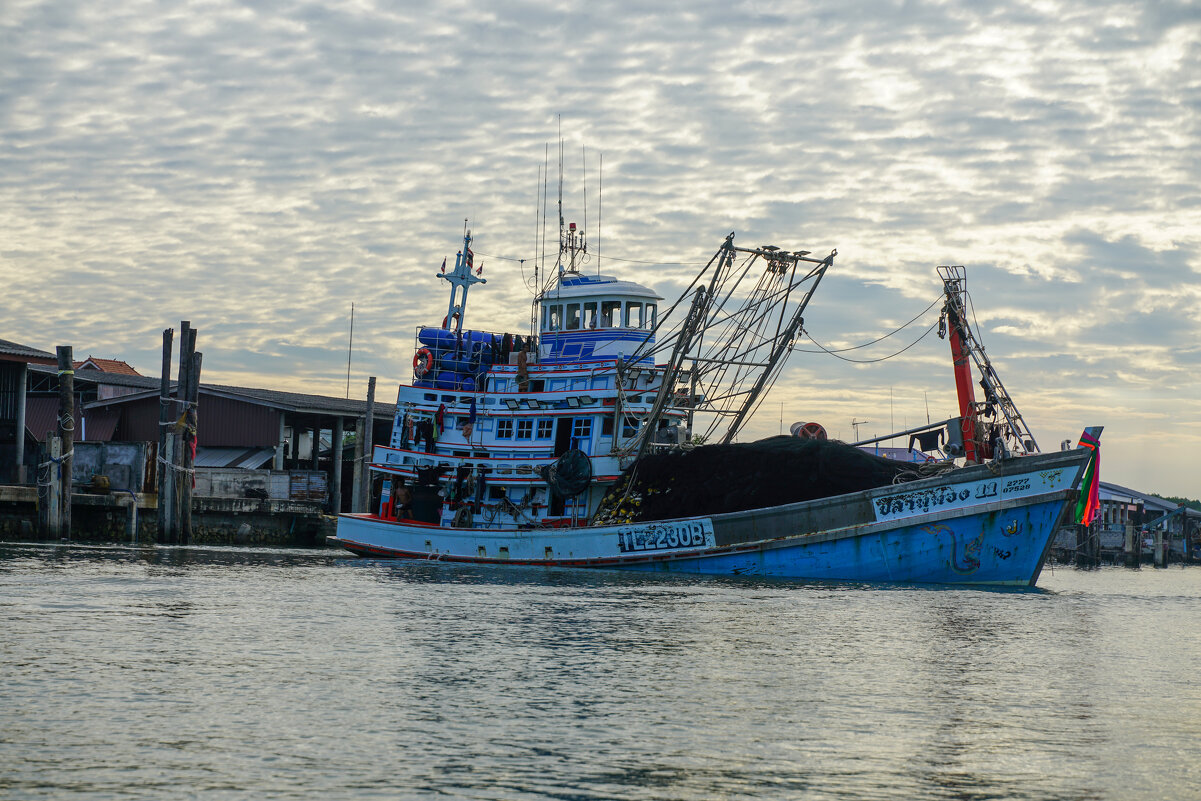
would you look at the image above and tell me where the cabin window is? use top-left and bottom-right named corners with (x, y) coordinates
top-left (489, 486), bottom-right (506, 500)
top-left (571, 417), bottom-right (593, 449)
top-left (546, 305), bottom-right (563, 331)
top-left (566, 303), bottom-right (581, 330)
top-left (497, 419), bottom-right (513, 439)
top-left (516, 420), bottom-right (534, 439)
top-left (625, 302), bottom-right (643, 328)
top-left (537, 419), bottom-right (554, 438)
top-left (645, 303), bottom-right (657, 329)
top-left (601, 415), bottom-right (615, 436)
top-left (621, 415), bottom-right (639, 438)
top-left (601, 300), bottom-right (621, 328)
top-left (584, 302), bottom-right (597, 329)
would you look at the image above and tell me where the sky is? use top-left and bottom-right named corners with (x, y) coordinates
top-left (2, 0), bottom-right (1199, 497)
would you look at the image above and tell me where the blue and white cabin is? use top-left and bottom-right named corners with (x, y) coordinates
top-left (370, 228), bottom-right (686, 530)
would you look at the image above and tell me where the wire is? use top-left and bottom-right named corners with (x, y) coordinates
top-left (471, 248), bottom-right (707, 267)
top-left (803, 319), bottom-right (942, 364)
top-left (794, 294), bottom-right (943, 354)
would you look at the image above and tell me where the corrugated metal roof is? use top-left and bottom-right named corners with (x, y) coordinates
top-left (22, 397), bottom-right (120, 442)
top-left (195, 446), bottom-right (276, 469)
top-left (0, 338), bottom-right (55, 362)
top-left (28, 364), bottom-right (394, 419)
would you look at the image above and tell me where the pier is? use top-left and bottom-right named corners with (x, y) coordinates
top-left (1, 333), bottom-right (393, 547)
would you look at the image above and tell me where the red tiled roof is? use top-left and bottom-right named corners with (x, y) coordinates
top-left (74, 357), bottom-right (142, 376)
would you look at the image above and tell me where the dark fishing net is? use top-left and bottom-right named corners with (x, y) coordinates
top-left (594, 436), bottom-right (915, 523)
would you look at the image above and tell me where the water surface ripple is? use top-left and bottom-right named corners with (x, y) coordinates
top-left (2, 543), bottom-right (1198, 800)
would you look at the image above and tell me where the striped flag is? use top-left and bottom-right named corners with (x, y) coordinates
top-left (1075, 430), bottom-right (1100, 526)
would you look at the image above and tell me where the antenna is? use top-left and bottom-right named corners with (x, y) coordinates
top-left (851, 418), bottom-right (869, 440)
top-left (598, 152), bottom-right (602, 275)
top-left (345, 302), bottom-right (354, 399)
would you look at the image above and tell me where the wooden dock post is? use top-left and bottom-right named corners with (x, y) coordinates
top-left (351, 419), bottom-right (364, 513)
top-left (157, 328), bottom-right (175, 544)
top-left (180, 345), bottom-right (201, 545)
top-left (123, 493), bottom-right (139, 541)
top-left (331, 416), bottom-right (344, 514)
top-left (1154, 528), bottom-right (1166, 568)
top-left (359, 377), bottom-right (376, 514)
top-left (42, 435), bottom-right (62, 537)
top-left (1124, 523), bottom-right (1140, 568)
top-left (56, 346), bottom-right (74, 540)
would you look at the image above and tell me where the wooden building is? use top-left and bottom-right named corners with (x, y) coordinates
top-left (0, 338), bottom-right (57, 484)
top-left (21, 363), bottom-right (393, 513)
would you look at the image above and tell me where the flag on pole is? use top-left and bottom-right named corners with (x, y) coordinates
top-left (1075, 429), bottom-right (1101, 526)
top-left (460, 398), bottom-right (477, 438)
top-left (476, 260), bottom-right (483, 277)
top-left (465, 248), bottom-right (474, 272)
top-left (440, 257), bottom-right (446, 273)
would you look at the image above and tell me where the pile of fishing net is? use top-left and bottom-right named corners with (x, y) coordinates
top-left (593, 436), bottom-right (915, 523)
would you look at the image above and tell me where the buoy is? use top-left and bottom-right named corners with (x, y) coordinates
top-left (413, 348), bottom-right (434, 377)
top-left (790, 421), bottom-right (827, 440)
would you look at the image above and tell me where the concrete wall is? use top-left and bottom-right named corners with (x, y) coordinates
top-left (194, 468), bottom-right (327, 502)
top-left (71, 441), bottom-right (149, 493)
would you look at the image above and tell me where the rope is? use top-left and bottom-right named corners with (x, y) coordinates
top-left (37, 450), bottom-right (74, 469)
top-left (471, 247), bottom-right (708, 267)
top-left (802, 319), bottom-right (941, 364)
top-left (794, 295), bottom-right (943, 354)
top-left (156, 456), bottom-right (196, 475)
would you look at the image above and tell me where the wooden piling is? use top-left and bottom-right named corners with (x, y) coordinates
top-left (360, 377), bottom-right (376, 514)
top-left (331, 416), bottom-right (344, 514)
top-left (351, 419), bottom-right (364, 513)
top-left (42, 435), bottom-right (61, 537)
top-left (180, 347), bottom-right (201, 545)
top-left (56, 346), bottom-right (74, 540)
top-left (157, 328), bottom-right (175, 543)
top-left (1124, 523), bottom-right (1140, 568)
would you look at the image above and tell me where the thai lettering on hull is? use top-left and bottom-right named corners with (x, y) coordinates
top-left (616, 520), bottom-right (714, 554)
top-left (872, 469), bottom-right (1070, 522)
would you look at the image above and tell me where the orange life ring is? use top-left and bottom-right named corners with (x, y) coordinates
top-left (796, 422), bottom-right (827, 441)
top-left (413, 348), bottom-right (434, 377)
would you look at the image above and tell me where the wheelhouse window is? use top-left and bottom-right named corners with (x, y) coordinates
top-left (625, 302), bottom-right (643, 328)
top-left (601, 300), bottom-right (621, 328)
top-left (566, 303), bottom-right (581, 330)
top-left (645, 303), bottom-right (657, 329)
top-left (544, 305), bottom-right (563, 331)
top-left (584, 302), bottom-right (597, 329)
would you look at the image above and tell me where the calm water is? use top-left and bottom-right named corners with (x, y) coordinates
top-left (2, 543), bottom-right (1199, 801)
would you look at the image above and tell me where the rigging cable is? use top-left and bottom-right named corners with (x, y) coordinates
top-left (794, 294), bottom-right (943, 354)
top-left (802, 319), bottom-right (942, 364)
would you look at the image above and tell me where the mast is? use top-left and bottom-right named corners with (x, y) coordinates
top-left (938, 265), bottom-right (1039, 461)
top-left (440, 226), bottom-right (486, 334)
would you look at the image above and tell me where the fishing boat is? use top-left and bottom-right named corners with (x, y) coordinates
top-left (330, 219), bottom-right (1098, 586)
